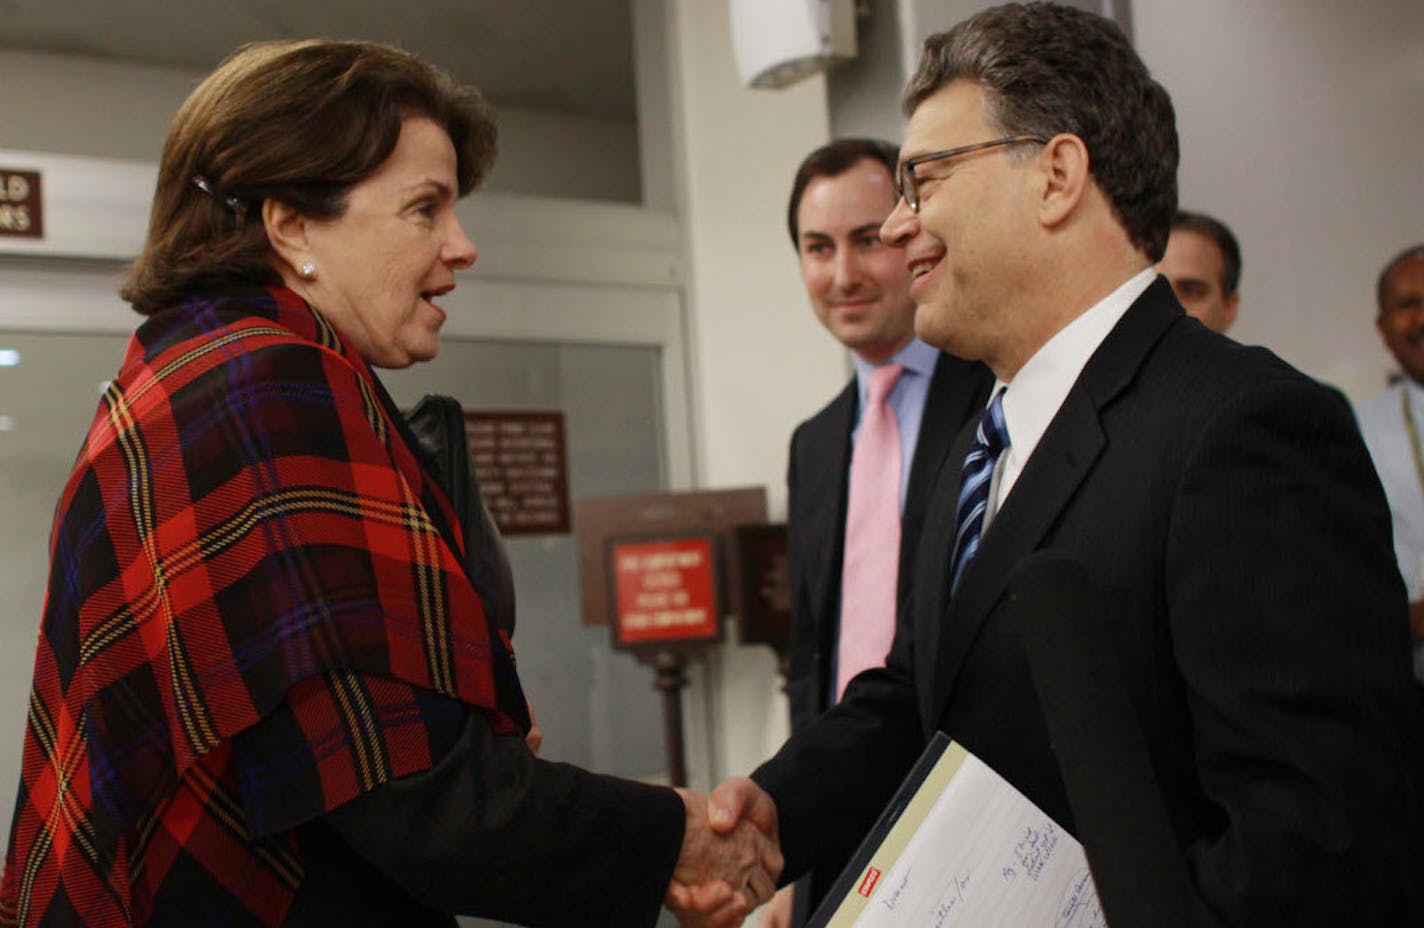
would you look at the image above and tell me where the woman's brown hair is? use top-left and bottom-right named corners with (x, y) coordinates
top-left (121, 39), bottom-right (496, 315)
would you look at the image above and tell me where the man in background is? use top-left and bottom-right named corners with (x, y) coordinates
top-left (772, 138), bottom-right (991, 925)
top-left (1155, 209), bottom-right (1242, 333)
top-left (1356, 243), bottom-right (1424, 691)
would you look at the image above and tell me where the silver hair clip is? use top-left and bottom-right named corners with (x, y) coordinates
top-left (193, 175), bottom-right (249, 217)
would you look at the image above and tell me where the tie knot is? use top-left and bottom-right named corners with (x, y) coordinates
top-left (866, 363), bottom-right (904, 406)
top-left (977, 389), bottom-right (1010, 454)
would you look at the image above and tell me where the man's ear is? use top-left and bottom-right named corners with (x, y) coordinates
top-left (1037, 133), bottom-right (1090, 229)
top-left (1224, 292), bottom-right (1241, 331)
top-left (262, 199), bottom-right (312, 278)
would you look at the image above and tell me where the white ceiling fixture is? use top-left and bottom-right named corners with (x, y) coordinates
top-left (729, 0), bottom-right (857, 89)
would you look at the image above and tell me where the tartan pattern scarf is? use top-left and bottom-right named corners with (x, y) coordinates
top-left (0, 285), bottom-right (528, 927)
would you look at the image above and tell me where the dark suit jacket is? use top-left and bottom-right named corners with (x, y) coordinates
top-left (284, 710), bottom-right (684, 928)
top-left (756, 278), bottom-right (1424, 926)
top-left (781, 350), bottom-right (991, 915)
top-left (784, 351), bottom-right (993, 737)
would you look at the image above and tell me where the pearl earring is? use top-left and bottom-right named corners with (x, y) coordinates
top-left (299, 262), bottom-right (316, 279)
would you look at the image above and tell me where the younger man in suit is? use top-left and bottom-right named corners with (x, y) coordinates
top-left (772, 139), bottom-right (990, 925)
top-left (688, 4), bottom-right (1422, 925)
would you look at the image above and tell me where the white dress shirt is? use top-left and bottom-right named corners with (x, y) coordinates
top-left (983, 267), bottom-right (1157, 529)
top-left (1355, 377), bottom-right (1424, 681)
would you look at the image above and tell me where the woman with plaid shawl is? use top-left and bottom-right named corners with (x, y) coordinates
top-left (0, 40), bottom-right (778, 928)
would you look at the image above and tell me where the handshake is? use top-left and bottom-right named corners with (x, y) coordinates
top-left (665, 777), bottom-right (784, 928)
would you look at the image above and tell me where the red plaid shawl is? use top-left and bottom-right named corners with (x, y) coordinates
top-left (0, 286), bottom-right (528, 926)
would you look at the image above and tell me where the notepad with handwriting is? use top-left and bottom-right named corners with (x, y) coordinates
top-left (809, 733), bottom-right (1104, 928)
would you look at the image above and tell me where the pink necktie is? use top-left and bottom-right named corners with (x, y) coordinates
top-left (835, 363), bottom-right (904, 700)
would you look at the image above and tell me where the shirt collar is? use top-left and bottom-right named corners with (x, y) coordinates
top-left (851, 336), bottom-right (937, 394)
top-left (997, 267), bottom-right (1157, 469)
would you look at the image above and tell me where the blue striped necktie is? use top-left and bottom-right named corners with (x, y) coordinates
top-left (949, 389), bottom-right (1010, 594)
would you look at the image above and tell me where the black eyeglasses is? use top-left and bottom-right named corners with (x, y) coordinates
top-left (896, 135), bottom-right (1049, 212)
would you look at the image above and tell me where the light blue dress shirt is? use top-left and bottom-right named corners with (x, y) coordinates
top-left (849, 337), bottom-right (939, 513)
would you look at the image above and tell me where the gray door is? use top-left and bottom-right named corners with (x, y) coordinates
top-left (384, 339), bottom-right (674, 783)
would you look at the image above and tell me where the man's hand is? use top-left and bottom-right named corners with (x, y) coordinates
top-left (706, 777), bottom-right (779, 840)
top-left (664, 781), bottom-right (783, 927)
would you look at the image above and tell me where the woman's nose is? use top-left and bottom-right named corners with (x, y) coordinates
top-left (446, 221), bottom-right (478, 269)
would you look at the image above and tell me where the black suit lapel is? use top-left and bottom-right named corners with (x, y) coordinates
top-left (801, 380), bottom-right (856, 641)
top-left (926, 277), bottom-right (1183, 723)
top-left (927, 390), bottom-right (1107, 708)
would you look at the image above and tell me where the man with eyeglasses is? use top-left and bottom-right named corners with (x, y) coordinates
top-left (679, 4), bottom-right (1422, 925)
top-left (1357, 244), bottom-right (1424, 694)
top-left (769, 138), bottom-right (991, 927)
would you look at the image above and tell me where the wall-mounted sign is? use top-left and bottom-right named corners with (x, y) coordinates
top-left (608, 534), bottom-right (721, 650)
top-left (465, 410), bottom-right (569, 536)
top-left (574, 487), bottom-right (767, 628)
top-left (0, 169), bottom-right (42, 239)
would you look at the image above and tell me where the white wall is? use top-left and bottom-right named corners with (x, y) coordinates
top-left (827, 0), bottom-right (909, 142)
top-left (0, 48), bottom-right (642, 203)
top-left (659, 0), bottom-right (845, 790)
top-left (1133, 0), bottom-right (1424, 399)
top-left (664, 4), bottom-right (845, 516)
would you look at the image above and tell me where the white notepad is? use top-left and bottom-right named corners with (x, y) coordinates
top-left (810, 734), bottom-right (1104, 928)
